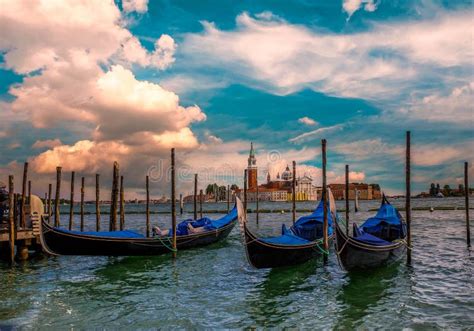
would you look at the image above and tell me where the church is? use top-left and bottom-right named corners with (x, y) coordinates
top-left (242, 143), bottom-right (319, 201)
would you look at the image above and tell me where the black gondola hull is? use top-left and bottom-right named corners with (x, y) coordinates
top-left (242, 224), bottom-right (330, 269)
top-left (335, 221), bottom-right (406, 271)
top-left (40, 219), bottom-right (236, 256)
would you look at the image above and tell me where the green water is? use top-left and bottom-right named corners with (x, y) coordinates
top-left (1, 202), bottom-right (473, 329)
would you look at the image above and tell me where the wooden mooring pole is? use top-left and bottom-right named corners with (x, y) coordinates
top-left (8, 175), bottom-right (15, 264)
top-left (95, 174), bottom-right (100, 231)
top-left (345, 164), bottom-right (349, 236)
top-left (256, 177), bottom-right (259, 225)
top-left (194, 174), bottom-right (198, 220)
top-left (146, 175), bottom-right (150, 237)
top-left (69, 171), bottom-right (75, 230)
top-left (406, 131), bottom-right (412, 264)
top-left (244, 169), bottom-right (248, 214)
top-left (322, 139), bottom-right (328, 264)
top-left (20, 162), bottom-right (28, 228)
top-left (80, 177), bottom-right (85, 231)
top-left (171, 148), bottom-right (177, 258)
top-left (47, 183), bottom-right (52, 224)
top-left (227, 184), bottom-right (230, 213)
top-left (465, 162), bottom-right (471, 247)
top-left (292, 160), bottom-right (296, 224)
top-left (120, 175), bottom-right (125, 231)
top-left (54, 166), bottom-right (62, 227)
top-left (28, 180), bottom-right (31, 206)
top-left (199, 189), bottom-right (203, 219)
top-left (179, 193), bottom-right (183, 215)
top-left (110, 162), bottom-right (119, 231)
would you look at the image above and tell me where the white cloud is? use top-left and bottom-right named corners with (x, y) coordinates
top-left (413, 142), bottom-right (474, 166)
top-left (122, 0), bottom-right (148, 13)
top-left (298, 116), bottom-right (318, 126)
top-left (181, 11), bottom-right (471, 100)
top-left (32, 139), bottom-right (63, 149)
top-left (401, 82), bottom-right (474, 124)
top-left (334, 138), bottom-right (404, 160)
top-left (343, 0), bottom-right (378, 19)
top-left (0, 0), bottom-right (203, 191)
top-left (289, 124), bottom-right (344, 143)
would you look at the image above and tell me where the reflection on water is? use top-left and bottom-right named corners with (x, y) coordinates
top-left (335, 264), bottom-right (400, 329)
top-left (1, 200), bottom-right (473, 329)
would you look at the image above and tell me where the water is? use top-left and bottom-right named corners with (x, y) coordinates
top-left (1, 199), bottom-right (473, 329)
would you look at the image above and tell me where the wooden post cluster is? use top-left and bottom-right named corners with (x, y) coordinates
top-left (322, 139), bottom-right (328, 264)
top-left (109, 162), bottom-right (119, 231)
top-left (80, 177), bottom-right (85, 231)
top-left (54, 166), bottom-right (62, 227)
top-left (146, 175), bottom-right (150, 237)
top-left (120, 175), bottom-right (125, 231)
top-left (69, 171), bottom-right (75, 230)
top-left (465, 162), bottom-right (471, 247)
top-left (95, 174), bottom-right (101, 231)
top-left (345, 164), bottom-right (350, 236)
top-left (292, 160), bottom-right (296, 224)
top-left (406, 131), bottom-right (412, 264)
top-left (171, 148), bottom-right (177, 257)
top-left (194, 174), bottom-right (198, 220)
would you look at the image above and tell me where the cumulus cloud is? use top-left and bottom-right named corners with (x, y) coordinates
top-left (298, 116), bottom-right (318, 126)
top-left (122, 0), bottom-right (148, 13)
top-left (343, 0), bottom-right (378, 19)
top-left (0, 0), bottom-right (203, 195)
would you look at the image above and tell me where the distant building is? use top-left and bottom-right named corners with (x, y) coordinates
top-left (236, 143), bottom-right (318, 201)
top-left (328, 183), bottom-right (382, 200)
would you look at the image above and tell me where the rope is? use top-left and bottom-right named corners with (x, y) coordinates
top-left (313, 242), bottom-right (329, 255)
top-left (154, 235), bottom-right (177, 252)
top-left (336, 237), bottom-right (349, 256)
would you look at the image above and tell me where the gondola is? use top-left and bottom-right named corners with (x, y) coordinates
top-left (38, 205), bottom-right (238, 256)
top-left (334, 195), bottom-right (407, 270)
top-left (237, 192), bottom-right (337, 269)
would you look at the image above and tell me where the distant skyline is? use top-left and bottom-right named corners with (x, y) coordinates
top-left (0, 0), bottom-right (472, 199)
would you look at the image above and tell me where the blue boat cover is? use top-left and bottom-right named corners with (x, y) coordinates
top-left (360, 198), bottom-right (405, 239)
top-left (352, 224), bottom-right (392, 246)
top-left (169, 205), bottom-right (238, 236)
top-left (350, 196), bottom-right (405, 245)
top-left (56, 228), bottom-right (145, 238)
top-left (260, 224), bottom-right (311, 246)
top-left (290, 199), bottom-right (334, 240)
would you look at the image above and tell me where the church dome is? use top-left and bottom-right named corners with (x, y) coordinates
top-left (281, 165), bottom-right (292, 181)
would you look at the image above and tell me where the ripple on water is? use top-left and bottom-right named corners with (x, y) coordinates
top-left (1, 207), bottom-right (473, 329)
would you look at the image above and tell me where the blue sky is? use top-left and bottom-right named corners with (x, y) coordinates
top-left (0, 0), bottom-right (472, 197)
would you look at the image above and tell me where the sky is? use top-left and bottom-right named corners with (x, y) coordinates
top-left (0, 0), bottom-right (472, 199)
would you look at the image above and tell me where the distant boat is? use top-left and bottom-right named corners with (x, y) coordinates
top-left (436, 192), bottom-right (444, 198)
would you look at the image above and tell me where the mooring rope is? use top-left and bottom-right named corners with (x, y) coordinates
top-left (155, 235), bottom-right (177, 252)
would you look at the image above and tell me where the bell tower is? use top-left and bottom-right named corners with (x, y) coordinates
top-left (247, 142), bottom-right (257, 190)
